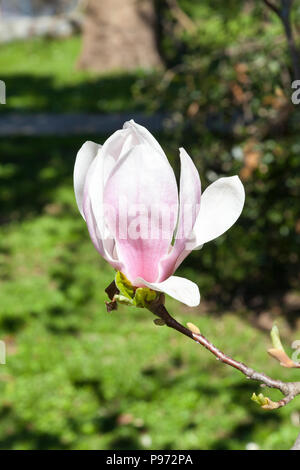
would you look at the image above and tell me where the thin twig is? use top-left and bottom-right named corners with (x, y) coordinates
top-left (148, 298), bottom-right (300, 410)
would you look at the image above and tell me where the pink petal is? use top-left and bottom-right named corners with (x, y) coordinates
top-left (103, 143), bottom-right (178, 283)
top-left (157, 148), bottom-right (201, 281)
top-left (88, 121), bottom-right (169, 235)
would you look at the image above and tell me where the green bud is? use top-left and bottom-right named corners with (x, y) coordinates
top-left (270, 324), bottom-right (285, 351)
top-left (114, 272), bottom-right (158, 309)
top-left (134, 287), bottom-right (157, 308)
top-left (251, 392), bottom-right (269, 407)
top-left (115, 272), bottom-right (135, 300)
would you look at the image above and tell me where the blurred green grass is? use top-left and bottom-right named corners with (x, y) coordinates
top-left (0, 37), bottom-right (149, 113)
top-left (0, 134), bottom-right (299, 450)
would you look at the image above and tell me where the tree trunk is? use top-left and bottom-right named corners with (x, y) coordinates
top-left (77, 0), bottom-right (162, 72)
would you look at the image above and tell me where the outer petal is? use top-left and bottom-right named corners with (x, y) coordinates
top-left (73, 141), bottom-right (100, 218)
top-left (157, 148), bottom-right (201, 281)
top-left (103, 143), bottom-right (178, 283)
top-left (83, 127), bottom-right (137, 264)
top-left (135, 275), bottom-right (200, 307)
top-left (191, 176), bottom-right (245, 249)
top-left (83, 158), bottom-right (124, 271)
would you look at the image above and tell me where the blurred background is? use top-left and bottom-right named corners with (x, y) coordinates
top-left (0, 0), bottom-right (300, 450)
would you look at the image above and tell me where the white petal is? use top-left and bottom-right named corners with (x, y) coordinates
top-left (191, 176), bottom-right (245, 249)
top-left (135, 275), bottom-right (200, 307)
top-left (73, 141), bottom-right (100, 218)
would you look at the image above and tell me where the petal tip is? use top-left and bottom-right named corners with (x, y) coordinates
top-left (123, 119), bottom-right (136, 129)
top-left (179, 147), bottom-right (188, 157)
top-left (232, 174), bottom-right (245, 200)
top-left (186, 288), bottom-right (201, 307)
top-left (231, 174), bottom-right (243, 185)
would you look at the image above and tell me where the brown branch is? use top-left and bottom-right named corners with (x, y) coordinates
top-left (263, 0), bottom-right (300, 80)
top-left (263, 0), bottom-right (281, 17)
top-left (148, 298), bottom-right (300, 411)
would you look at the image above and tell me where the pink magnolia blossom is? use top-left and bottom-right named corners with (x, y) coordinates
top-left (74, 120), bottom-right (245, 307)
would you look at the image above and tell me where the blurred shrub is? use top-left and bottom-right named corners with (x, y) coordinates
top-left (134, 0), bottom-right (300, 304)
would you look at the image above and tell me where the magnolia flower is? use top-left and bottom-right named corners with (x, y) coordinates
top-left (74, 120), bottom-right (245, 307)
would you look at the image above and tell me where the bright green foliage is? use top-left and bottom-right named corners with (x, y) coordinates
top-left (0, 37), bottom-right (145, 114)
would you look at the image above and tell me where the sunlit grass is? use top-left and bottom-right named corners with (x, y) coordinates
top-left (0, 175), bottom-right (299, 449)
top-left (0, 37), bottom-right (151, 113)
